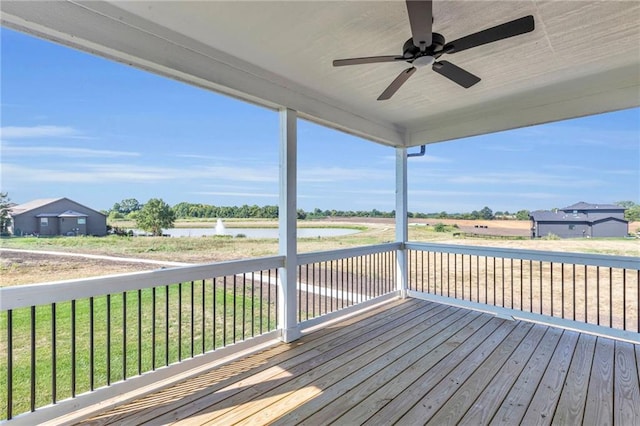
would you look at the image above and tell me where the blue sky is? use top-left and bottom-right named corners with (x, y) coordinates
top-left (1, 27), bottom-right (638, 214)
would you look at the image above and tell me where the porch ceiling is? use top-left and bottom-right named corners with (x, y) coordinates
top-left (2, 1), bottom-right (639, 147)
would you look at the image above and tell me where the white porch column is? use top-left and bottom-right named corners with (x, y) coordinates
top-left (395, 147), bottom-right (408, 298)
top-left (278, 108), bottom-right (301, 342)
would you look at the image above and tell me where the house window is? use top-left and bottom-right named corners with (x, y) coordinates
top-left (78, 218), bottom-right (86, 225)
top-left (569, 224), bottom-right (575, 230)
top-left (40, 218), bottom-right (48, 227)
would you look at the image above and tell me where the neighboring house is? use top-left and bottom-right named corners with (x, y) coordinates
top-left (530, 202), bottom-right (628, 238)
top-left (9, 197), bottom-right (107, 236)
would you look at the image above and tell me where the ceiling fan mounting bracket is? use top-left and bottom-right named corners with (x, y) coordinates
top-left (403, 33), bottom-right (445, 60)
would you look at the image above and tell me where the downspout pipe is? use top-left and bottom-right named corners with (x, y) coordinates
top-left (407, 145), bottom-right (426, 157)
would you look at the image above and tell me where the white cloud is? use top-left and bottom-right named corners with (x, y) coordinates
top-left (1, 161), bottom-right (279, 184)
top-left (383, 153), bottom-right (450, 163)
top-left (299, 166), bottom-right (390, 183)
top-left (0, 125), bottom-right (80, 139)
top-left (2, 144), bottom-right (140, 158)
top-left (200, 166), bottom-right (278, 182)
top-left (446, 172), bottom-right (605, 188)
top-left (407, 154), bottom-right (451, 163)
top-left (408, 189), bottom-right (560, 199)
top-left (191, 191), bottom-right (277, 198)
top-left (2, 162), bottom-right (183, 183)
top-left (515, 124), bottom-right (639, 150)
top-left (484, 144), bottom-right (533, 153)
top-left (177, 154), bottom-right (246, 162)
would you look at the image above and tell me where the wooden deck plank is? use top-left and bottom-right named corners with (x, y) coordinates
top-left (421, 322), bottom-right (537, 426)
top-left (83, 298), bottom-right (418, 426)
top-left (195, 304), bottom-right (465, 425)
top-left (519, 330), bottom-right (579, 426)
top-left (74, 298), bottom-right (640, 426)
top-left (489, 326), bottom-right (563, 426)
top-left (613, 341), bottom-right (640, 425)
top-left (552, 332), bottom-right (597, 425)
top-left (168, 301), bottom-right (447, 425)
top-left (285, 310), bottom-right (492, 426)
top-left (457, 324), bottom-right (548, 425)
top-left (244, 308), bottom-right (484, 425)
top-left (362, 320), bottom-right (526, 425)
top-left (583, 337), bottom-right (615, 426)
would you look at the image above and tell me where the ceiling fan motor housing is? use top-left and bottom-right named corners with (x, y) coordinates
top-left (403, 33), bottom-right (445, 60)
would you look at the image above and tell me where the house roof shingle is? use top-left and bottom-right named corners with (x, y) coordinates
top-left (530, 211), bottom-right (589, 222)
top-left (10, 198), bottom-right (106, 217)
top-left (9, 198), bottom-right (64, 215)
top-left (561, 202), bottom-right (624, 211)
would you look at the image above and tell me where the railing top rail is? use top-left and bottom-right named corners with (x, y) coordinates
top-left (297, 242), bottom-right (401, 264)
top-left (0, 255), bottom-right (285, 311)
top-left (406, 242), bottom-right (639, 269)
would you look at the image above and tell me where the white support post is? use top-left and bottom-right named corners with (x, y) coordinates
top-left (395, 147), bottom-right (408, 298)
top-left (278, 108), bottom-right (301, 343)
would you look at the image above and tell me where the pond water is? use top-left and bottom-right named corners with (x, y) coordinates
top-left (134, 227), bottom-right (360, 238)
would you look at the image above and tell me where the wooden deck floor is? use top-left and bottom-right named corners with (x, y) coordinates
top-left (80, 298), bottom-right (640, 425)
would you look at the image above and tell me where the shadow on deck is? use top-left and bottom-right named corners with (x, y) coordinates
top-left (78, 298), bottom-right (640, 425)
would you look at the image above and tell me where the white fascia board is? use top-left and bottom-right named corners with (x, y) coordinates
top-left (1, 0), bottom-right (405, 147)
top-left (408, 63), bottom-right (640, 147)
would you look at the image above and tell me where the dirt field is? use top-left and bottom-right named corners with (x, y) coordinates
top-left (1, 218), bottom-right (637, 287)
top-left (0, 251), bottom-right (161, 286)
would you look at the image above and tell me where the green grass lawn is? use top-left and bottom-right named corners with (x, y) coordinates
top-left (0, 280), bottom-right (277, 420)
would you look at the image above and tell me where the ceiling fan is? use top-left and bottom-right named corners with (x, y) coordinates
top-left (333, 0), bottom-right (535, 100)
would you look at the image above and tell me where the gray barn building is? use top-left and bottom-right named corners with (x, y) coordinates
top-left (530, 202), bottom-right (628, 238)
top-left (9, 198), bottom-right (107, 236)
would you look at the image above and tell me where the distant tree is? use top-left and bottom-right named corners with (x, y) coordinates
top-left (623, 206), bottom-right (640, 222)
top-left (515, 209), bottom-right (530, 221)
top-left (0, 192), bottom-right (12, 235)
top-left (108, 211), bottom-right (125, 221)
top-left (480, 206), bottom-right (494, 220)
top-left (616, 201), bottom-right (636, 209)
top-left (136, 198), bottom-right (175, 236)
top-left (615, 201), bottom-right (640, 222)
top-left (119, 198), bottom-right (142, 214)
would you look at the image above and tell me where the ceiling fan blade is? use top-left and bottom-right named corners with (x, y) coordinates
top-left (432, 61), bottom-right (480, 88)
top-left (444, 15), bottom-right (534, 54)
top-left (378, 67), bottom-right (417, 100)
top-left (333, 56), bottom-right (405, 67)
top-left (406, 0), bottom-right (432, 51)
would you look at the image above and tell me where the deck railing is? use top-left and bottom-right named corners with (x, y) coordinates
top-left (0, 256), bottom-right (283, 421)
top-left (0, 244), bottom-right (400, 421)
top-left (406, 243), bottom-right (640, 340)
top-left (3, 242), bottom-right (636, 421)
top-left (296, 243), bottom-right (399, 324)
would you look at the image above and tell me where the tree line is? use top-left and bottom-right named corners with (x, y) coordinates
top-left (106, 199), bottom-right (527, 222)
top-left (1, 194), bottom-right (638, 238)
top-left (105, 198), bottom-right (640, 225)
